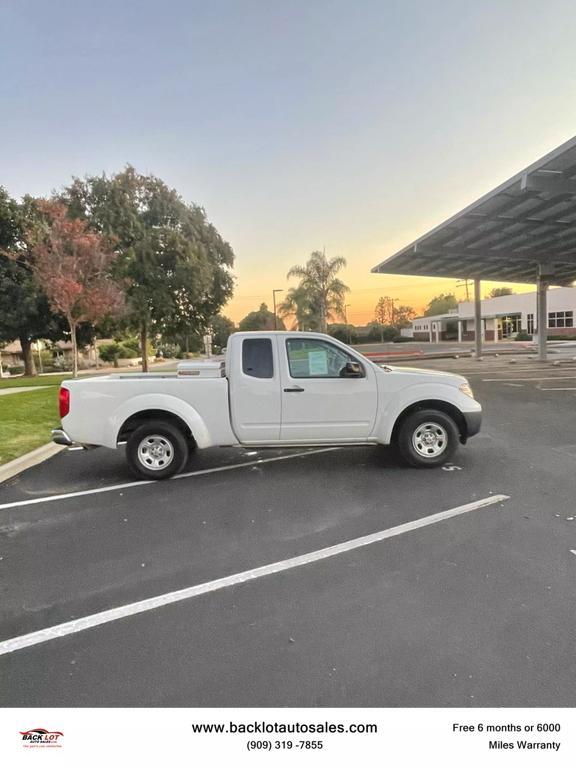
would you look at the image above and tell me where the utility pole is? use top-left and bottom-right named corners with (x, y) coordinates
top-left (272, 289), bottom-right (283, 330)
top-left (456, 279), bottom-right (471, 301)
top-left (344, 304), bottom-right (351, 344)
top-left (390, 297), bottom-right (399, 326)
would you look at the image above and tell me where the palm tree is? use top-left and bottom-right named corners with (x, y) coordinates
top-left (286, 251), bottom-right (349, 333)
top-left (278, 286), bottom-right (315, 331)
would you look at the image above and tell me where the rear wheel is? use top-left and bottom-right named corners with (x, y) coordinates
top-left (397, 409), bottom-right (458, 468)
top-left (126, 420), bottom-right (189, 480)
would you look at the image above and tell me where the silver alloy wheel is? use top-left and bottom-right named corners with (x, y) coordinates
top-left (137, 434), bottom-right (175, 470)
top-left (411, 421), bottom-right (448, 458)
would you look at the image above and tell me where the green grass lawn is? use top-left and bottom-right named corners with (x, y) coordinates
top-left (0, 386), bottom-right (61, 465)
top-left (0, 374), bottom-right (74, 389)
top-left (0, 367), bottom-right (173, 465)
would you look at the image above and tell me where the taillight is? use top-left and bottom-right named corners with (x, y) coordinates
top-left (59, 387), bottom-right (70, 418)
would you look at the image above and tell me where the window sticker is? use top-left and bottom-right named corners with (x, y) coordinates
top-left (308, 349), bottom-right (328, 375)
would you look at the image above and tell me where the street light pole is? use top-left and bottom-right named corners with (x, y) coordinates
top-left (272, 289), bottom-right (283, 330)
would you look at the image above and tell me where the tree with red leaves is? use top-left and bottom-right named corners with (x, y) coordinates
top-left (26, 201), bottom-right (124, 377)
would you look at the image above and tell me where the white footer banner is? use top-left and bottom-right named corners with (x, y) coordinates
top-left (1, 708), bottom-right (575, 766)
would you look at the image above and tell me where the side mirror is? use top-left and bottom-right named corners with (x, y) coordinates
top-left (340, 361), bottom-right (364, 378)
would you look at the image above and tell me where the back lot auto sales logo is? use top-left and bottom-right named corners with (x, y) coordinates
top-left (20, 728), bottom-right (64, 748)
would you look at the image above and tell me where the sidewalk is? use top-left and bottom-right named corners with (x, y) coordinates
top-left (33, 358), bottom-right (180, 377)
top-left (0, 385), bottom-right (52, 396)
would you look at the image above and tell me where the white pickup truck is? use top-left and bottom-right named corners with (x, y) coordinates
top-left (52, 331), bottom-right (482, 479)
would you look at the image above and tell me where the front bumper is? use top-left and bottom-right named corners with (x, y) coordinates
top-left (462, 410), bottom-right (482, 440)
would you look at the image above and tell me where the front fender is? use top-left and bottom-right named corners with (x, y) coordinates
top-left (104, 393), bottom-right (213, 449)
top-left (375, 383), bottom-right (480, 444)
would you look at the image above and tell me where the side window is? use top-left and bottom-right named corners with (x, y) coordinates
top-left (242, 338), bottom-right (274, 379)
top-left (286, 338), bottom-right (362, 378)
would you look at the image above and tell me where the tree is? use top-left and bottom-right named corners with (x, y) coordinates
top-left (328, 323), bottom-right (357, 344)
top-left (61, 166), bottom-right (235, 371)
top-left (424, 293), bottom-right (458, 316)
top-left (238, 303), bottom-right (285, 331)
top-left (367, 320), bottom-right (385, 342)
top-left (366, 320), bottom-right (400, 342)
top-left (394, 305), bottom-right (416, 328)
top-left (374, 298), bottom-right (415, 337)
top-left (375, 296), bottom-right (394, 326)
top-left (25, 201), bottom-right (124, 377)
top-left (286, 251), bottom-right (349, 334)
top-left (278, 286), bottom-right (316, 330)
top-left (486, 287), bottom-right (514, 299)
top-left (210, 314), bottom-right (236, 349)
top-left (0, 191), bottom-right (65, 376)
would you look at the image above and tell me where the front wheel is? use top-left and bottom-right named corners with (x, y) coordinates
top-left (126, 420), bottom-right (189, 480)
top-left (397, 409), bottom-right (458, 468)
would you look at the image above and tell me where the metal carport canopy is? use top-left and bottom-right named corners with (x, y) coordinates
top-left (371, 135), bottom-right (576, 285)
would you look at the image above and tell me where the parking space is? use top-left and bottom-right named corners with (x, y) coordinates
top-left (1, 359), bottom-right (575, 706)
top-left (414, 355), bottom-right (576, 393)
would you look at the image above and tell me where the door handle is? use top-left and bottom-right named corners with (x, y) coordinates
top-left (284, 386), bottom-right (305, 392)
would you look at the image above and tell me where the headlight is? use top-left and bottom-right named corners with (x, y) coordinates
top-left (459, 382), bottom-right (474, 399)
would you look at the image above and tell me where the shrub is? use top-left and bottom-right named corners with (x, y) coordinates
top-left (119, 336), bottom-right (141, 355)
top-left (117, 344), bottom-right (139, 359)
top-left (100, 342), bottom-right (140, 363)
top-left (99, 342), bottom-right (123, 364)
top-left (52, 356), bottom-right (72, 372)
top-left (547, 334), bottom-right (576, 341)
top-left (155, 342), bottom-right (181, 359)
top-left (515, 331), bottom-right (532, 341)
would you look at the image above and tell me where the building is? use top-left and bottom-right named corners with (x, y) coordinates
top-left (411, 309), bottom-right (459, 342)
top-left (410, 287), bottom-right (576, 342)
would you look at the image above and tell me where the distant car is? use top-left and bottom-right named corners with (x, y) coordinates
top-left (52, 331), bottom-right (482, 480)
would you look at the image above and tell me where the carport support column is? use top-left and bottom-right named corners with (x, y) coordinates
top-left (537, 269), bottom-right (549, 362)
top-left (473, 278), bottom-right (482, 359)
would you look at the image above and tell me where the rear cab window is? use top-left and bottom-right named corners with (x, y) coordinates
top-left (242, 338), bottom-right (274, 378)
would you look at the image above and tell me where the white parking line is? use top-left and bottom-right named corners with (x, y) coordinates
top-left (479, 367), bottom-right (576, 373)
top-left (482, 376), bottom-right (576, 382)
top-left (0, 494), bottom-right (509, 656)
top-left (540, 387), bottom-right (576, 391)
top-left (0, 448), bottom-right (340, 513)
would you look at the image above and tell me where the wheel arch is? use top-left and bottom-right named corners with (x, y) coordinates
top-left (118, 410), bottom-right (196, 446)
top-left (106, 394), bottom-right (212, 449)
top-left (390, 400), bottom-right (468, 445)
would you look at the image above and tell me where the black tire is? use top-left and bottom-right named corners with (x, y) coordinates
top-left (397, 409), bottom-right (459, 468)
top-left (126, 420), bottom-right (189, 480)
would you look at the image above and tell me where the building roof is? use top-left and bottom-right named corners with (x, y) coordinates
top-left (372, 135), bottom-right (576, 285)
top-left (1, 340), bottom-right (22, 354)
top-left (411, 313), bottom-right (456, 322)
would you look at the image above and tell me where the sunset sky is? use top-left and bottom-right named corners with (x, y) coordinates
top-left (2, 1), bottom-right (576, 324)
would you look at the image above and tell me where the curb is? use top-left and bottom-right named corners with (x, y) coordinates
top-left (364, 349), bottom-right (534, 364)
top-left (0, 442), bottom-right (65, 485)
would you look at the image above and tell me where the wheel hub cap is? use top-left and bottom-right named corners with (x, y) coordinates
top-left (412, 422), bottom-right (448, 458)
top-left (137, 435), bottom-right (175, 470)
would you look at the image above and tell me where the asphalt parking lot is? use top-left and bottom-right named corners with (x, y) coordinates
top-left (1, 357), bottom-right (575, 707)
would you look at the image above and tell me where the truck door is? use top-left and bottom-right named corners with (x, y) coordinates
top-left (230, 336), bottom-right (281, 443)
top-left (280, 337), bottom-right (378, 442)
